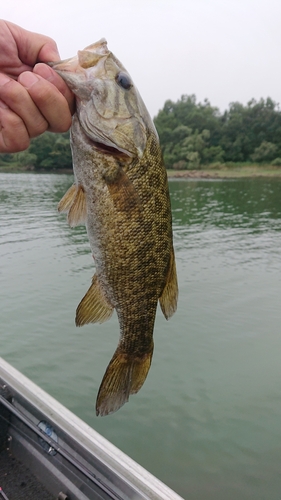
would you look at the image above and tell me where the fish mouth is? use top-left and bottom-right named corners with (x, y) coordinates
top-left (49, 39), bottom-right (109, 73)
top-left (91, 140), bottom-right (130, 159)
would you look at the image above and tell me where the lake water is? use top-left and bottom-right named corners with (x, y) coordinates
top-left (1, 172), bottom-right (281, 500)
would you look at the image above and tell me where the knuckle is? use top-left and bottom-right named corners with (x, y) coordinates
top-left (8, 140), bottom-right (30, 153)
top-left (0, 80), bottom-right (21, 103)
top-left (49, 115), bottom-right (72, 133)
top-left (31, 83), bottom-right (60, 107)
top-left (25, 80), bottom-right (72, 133)
top-left (4, 134), bottom-right (30, 153)
top-left (29, 119), bottom-right (48, 138)
top-left (3, 116), bottom-right (30, 152)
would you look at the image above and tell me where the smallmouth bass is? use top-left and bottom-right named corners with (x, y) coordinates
top-left (51, 40), bottom-right (178, 416)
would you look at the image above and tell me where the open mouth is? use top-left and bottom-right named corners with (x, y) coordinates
top-left (92, 140), bottom-right (130, 159)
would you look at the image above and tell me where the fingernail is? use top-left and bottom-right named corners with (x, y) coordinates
top-left (19, 72), bottom-right (40, 88)
top-left (0, 73), bottom-right (11, 86)
top-left (33, 63), bottom-right (54, 81)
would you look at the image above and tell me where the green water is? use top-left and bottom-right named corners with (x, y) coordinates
top-left (1, 173), bottom-right (281, 499)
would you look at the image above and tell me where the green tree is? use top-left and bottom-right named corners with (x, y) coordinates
top-left (0, 131), bottom-right (72, 170)
top-left (220, 98), bottom-right (281, 161)
top-left (251, 141), bottom-right (278, 162)
top-left (39, 135), bottom-right (72, 169)
top-left (154, 95), bottom-right (225, 168)
top-left (29, 131), bottom-right (72, 169)
top-left (15, 151), bottom-right (37, 167)
top-left (154, 95), bottom-right (281, 167)
top-left (155, 94), bottom-right (222, 146)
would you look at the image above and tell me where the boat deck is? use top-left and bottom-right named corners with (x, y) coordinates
top-left (0, 357), bottom-right (184, 500)
top-left (0, 448), bottom-right (53, 500)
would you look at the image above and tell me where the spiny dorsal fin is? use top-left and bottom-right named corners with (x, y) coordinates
top-left (159, 247), bottom-right (178, 320)
top-left (58, 184), bottom-right (87, 227)
top-left (96, 346), bottom-right (153, 416)
top-left (76, 275), bottom-right (114, 326)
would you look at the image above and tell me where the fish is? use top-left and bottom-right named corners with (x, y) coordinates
top-left (51, 39), bottom-right (178, 416)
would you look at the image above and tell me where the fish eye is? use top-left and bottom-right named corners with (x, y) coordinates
top-left (115, 72), bottom-right (133, 90)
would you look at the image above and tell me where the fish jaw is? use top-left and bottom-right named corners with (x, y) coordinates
top-left (50, 40), bottom-right (157, 159)
top-left (49, 39), bottom-right (109, 91)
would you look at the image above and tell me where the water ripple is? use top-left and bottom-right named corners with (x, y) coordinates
top-left (2, 174), bottom-right (281, 500)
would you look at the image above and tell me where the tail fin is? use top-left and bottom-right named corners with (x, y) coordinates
top-left (96, 347), bottom-right (153, 416)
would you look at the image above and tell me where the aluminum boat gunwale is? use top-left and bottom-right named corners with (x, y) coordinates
top-left (0, 357), bottom-right (183, 500)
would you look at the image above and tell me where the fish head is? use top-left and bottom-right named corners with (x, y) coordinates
top-left (50, 39), bottom-right (157, 159)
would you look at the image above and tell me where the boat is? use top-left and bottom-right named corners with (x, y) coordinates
top-left (0, 357), bottom-right (183, 500)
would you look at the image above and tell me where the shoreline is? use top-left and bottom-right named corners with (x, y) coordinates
top-left (0, 166), bottom-right (74, 175)
top-left (1, 166), bottom-right (281, 179)
top-left (166, 167), bottom-right (281, 179)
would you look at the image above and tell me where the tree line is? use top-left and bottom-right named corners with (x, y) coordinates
top-left (0, 132), bottom-right (72, 170)
top-left (1, 94), bottom-right (281, 170)
top-left (154, 95), bottom-right (281, 169)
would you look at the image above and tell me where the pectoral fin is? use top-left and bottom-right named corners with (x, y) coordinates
top-left (58, 184), bottom-right (87, 227)
top-left (76, 275), bottom-right (114, 326)
top-left (159, 247), bottom-right (178, 320)
top-left (58, 184), bottom-right (77, 212)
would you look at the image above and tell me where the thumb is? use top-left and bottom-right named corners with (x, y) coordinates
top-left (37, 42), bottom-right (61, 64)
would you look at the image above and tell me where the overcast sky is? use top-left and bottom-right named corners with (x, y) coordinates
top-left (2, 0), bottom-right (281, 118)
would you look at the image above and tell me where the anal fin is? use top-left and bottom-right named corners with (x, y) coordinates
top-left (96, 346), bottom-right (153, 416)
top-left (159, 247), bottom-right (178, 320)
top-left (58, 184), bottom-right (87, 227)
top-left (76, 275), bottom-right (114, 326)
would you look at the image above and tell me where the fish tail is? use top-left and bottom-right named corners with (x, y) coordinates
top-left (96, 346), bottom-right (154, 417)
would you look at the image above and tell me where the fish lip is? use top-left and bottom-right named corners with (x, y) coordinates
top-left (48, 58), bottom-right (78, 71)
top-left (48, 39), bottom-right (109, 73)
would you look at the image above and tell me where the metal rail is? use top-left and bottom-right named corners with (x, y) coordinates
top-left (0, 395), bottom-right (121, 500)
top-left (0, 357), bottom-right (184, 500)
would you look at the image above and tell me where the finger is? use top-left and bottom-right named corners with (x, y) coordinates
top-left (34, 63), bottom-right (75, 114)
top-left (3, 20), bottom-right (60, 65)
top-left (0, 73), bottom-right (49, 138)
top-left (18, 71), bottom-right (72, 133)
top-left (0, 101), bottom-right (30, 153)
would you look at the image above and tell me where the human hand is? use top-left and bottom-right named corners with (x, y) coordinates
top-left (0, 20), bottom-right (75, 153)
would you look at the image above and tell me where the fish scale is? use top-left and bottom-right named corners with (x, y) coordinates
top-left (51, 39), bottom-right (178, 416)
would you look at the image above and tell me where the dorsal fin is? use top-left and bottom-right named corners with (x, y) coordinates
top-left (159, 247), bottom-right (178, 319)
